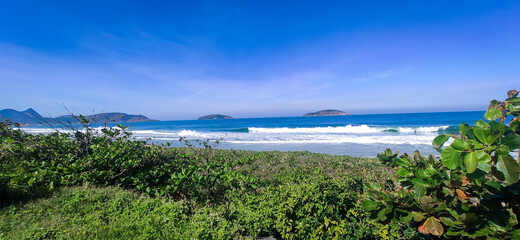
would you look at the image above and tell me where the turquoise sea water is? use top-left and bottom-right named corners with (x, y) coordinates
top-left (25, 111), bottom-right (486, 157)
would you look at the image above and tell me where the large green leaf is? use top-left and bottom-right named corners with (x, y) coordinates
top-left (397, 168), bottom-right (411, 177)
top-left (506, 97), bottom-right (520, 104)
top-left (440, 217), bottom-right (461, 228)
top-left (502, 133), bottom-right (520, 150)
top-left (441, 146), bottom-right (462, 170)
top-left (496, 145), bottom-right (511, 156)
top-left (471, 140), bottom-right (485, 150)
top-left (451, 139), bottom-right (470, 151)
top-left (510, 105), bottom-right (520, 116)
top-left (459, 123), bottom-right (470, 137)
top-left (477, 153), bottom-right (492, 172)
top-left (463, 152), bottom-right (478, 174)
top-left (488, 121), bottom-right (505, 143)
top-left (484, 107), bottom-right (502, 121)
top-left (376, 205), bottom-right (393, 221)
top-left (393, 157), bottom-right (412, 167)
top-left (361, 199), bottom-right (379, 211)
top-left (458, 213), bottom-right (479, 226)
top-left (473, 120), bottom-right (490, 144)
top-left (412, 178), bottom-right (427, 187)
top-left (413, 186), bottom-right (426, 199)
top-left (464, 151), bottom-right (491, 173)
top-left (496, 155), bottom-right (520, 184)
top-left (473, 120), bottom-right (504, 145)
top-left (433, 134), bottom-right (451, 149)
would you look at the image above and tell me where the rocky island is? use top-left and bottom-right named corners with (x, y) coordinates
top-left (198, 114), bottom-right (233, 120)
top-left (303, 109), bottom-right (350, 117)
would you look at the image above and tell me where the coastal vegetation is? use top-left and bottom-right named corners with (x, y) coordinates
top-left (1, 90), bottom-right (519, 239)
top-left (365, 90), bottom-right (520, 238)
top-left (0, 121), bottom-right (393, 239)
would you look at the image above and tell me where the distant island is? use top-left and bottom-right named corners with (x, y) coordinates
top-left (0, 108), bottom-right (156, 125)
top-left (303, 109), bottom-right (350, 117)
top-left (198, 114), bottom-right (233, 120)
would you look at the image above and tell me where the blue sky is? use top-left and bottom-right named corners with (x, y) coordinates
top-left (0, 1), bottom-right (519, 120)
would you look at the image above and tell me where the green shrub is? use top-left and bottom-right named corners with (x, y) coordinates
top-left (363, 90), bottom-right (520, 239)
top-left (218, 175), bottom-right (392, 239)
top-left (0, 121), bottom-right (255, 203)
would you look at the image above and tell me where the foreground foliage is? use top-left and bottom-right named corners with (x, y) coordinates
top-left (364, 90), bottom-right (520, 239)
top-left (0, 119), bottom-right (395, 239)
top-left (0, 183), bottom-right (393, 240)
top-left (0, 122), bottom-right (258, 203)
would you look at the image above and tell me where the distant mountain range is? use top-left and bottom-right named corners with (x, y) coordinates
top-left (0, 108), bottom-right (353, 125)
top-left (0, 108), bottom-right (156, 125)
top-left (303, 109), bottom-right (350, 117)
top-left (0, 108), bottom-right (45, 125)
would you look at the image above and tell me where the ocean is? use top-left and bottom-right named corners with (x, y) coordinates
top-left (24, 111), bottom-right (486, 157)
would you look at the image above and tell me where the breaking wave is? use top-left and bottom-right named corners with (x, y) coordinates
top-left (248, 125), bottom-right (451, 134)
top-left (20, 124), bottom-right (457, 147)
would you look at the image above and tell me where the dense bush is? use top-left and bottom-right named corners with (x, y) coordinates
top-left (221, 176), bottom-right (362, 239)
top-left (1, 182), bottom-right (394, 240)
top-left (0, 121), bottom-right (255, 203)
top-left (363, 90), bottom-right (520, 239)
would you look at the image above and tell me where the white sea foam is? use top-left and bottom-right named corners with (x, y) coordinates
top-left (131, 128), bottom-right (438, 145)
top-left (177, 130), bottom-right (209, 138)
top-left (19, 125), bottom-right (451, 147)
top-left (227, 134), bottom-right (434, 145)
top-left (131, 129), bottom-right (211, 138)
top-left (20, 128), bottom-right (55, 134)
top-left (132, 130), bottom-right (175, 136)
top-left (249, 125), bottom-right (449, 134)
top-left (397, 126), bottom-right (449, 133)
top-left (249, 125), bottom-right (380, 134)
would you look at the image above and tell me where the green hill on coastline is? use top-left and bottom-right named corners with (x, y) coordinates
top-left (0, 108), bottom-right (45, 125)
top-left (0, 108), bottom-right (156, 125)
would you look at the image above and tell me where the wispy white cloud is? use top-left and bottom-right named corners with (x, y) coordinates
top-left (355, 66), bottom-right (411, 82)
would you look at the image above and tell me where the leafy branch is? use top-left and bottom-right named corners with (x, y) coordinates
top-left (363, 89), bottom-right (520, 239)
